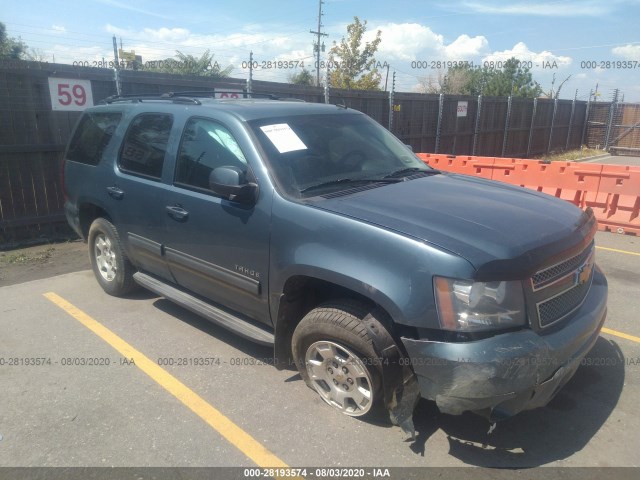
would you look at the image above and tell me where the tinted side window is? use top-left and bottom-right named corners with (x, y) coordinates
top-left (119, 114), bottom-right (173, 179)
top-left (66, 112), bottom-right (122, 166)
top-left (175, 118), bottom-right (247, 190)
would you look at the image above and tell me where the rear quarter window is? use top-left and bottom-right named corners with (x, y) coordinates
top-left (66, 112), bottom-right (122, 166)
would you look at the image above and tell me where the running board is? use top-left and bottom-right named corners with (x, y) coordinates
top-left (133, 272), bottom-right (275, 346)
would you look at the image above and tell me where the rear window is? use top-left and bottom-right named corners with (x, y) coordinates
top-left (66, 112), bottom-right (122, 166)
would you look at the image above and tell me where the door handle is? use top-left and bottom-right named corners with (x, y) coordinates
top-left (166, 205), bottom-right (189, 221)
top-left (106, 186), bottom-right (124, 200)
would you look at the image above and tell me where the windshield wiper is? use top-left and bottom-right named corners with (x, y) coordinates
top-left (383, 167), bottom-right (440, 178)
top-left (299, 177), bottom-right (399, 194)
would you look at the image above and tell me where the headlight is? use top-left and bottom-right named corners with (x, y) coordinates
top-left (434, 277), bottom-right (526, 331)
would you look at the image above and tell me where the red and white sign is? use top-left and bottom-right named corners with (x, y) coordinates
top-left (48, 78), bottom-right (94, 111)
top-left (215, 90), bottom-right (243, 99)
top-left (457, 101), bottom-right (468, 117)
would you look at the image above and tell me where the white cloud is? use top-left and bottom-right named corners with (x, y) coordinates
top-left (444, 34), bottom-right (489, 59)
top-left (98, 24), bottom-right (315, 83)
top-left (612, 44), bottom-right (640, 60)
top-left (51, 25), bottom-right (66, 34)
top-left (364, 23), bottom-right (443, 61)
top-left (461, 1), bottom-right (611, 16)
top-left (483, 42), bottom-right (572, 67)
top-left (363, 23), bottom-right (488, 62)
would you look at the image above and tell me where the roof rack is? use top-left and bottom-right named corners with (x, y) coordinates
top-left (101, 90), bottom-right (307, 104)
top-left (102, 92), bottom-right (204, 105)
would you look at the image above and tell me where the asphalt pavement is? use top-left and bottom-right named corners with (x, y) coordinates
top-left (584, 155), bottom-right (640, 166)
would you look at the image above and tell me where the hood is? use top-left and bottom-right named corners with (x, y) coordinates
top-left (309, 173), bottom-right (596, 280)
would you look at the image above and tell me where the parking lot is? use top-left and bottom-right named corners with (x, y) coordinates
top-left (0, 231), bottom-right (639, 473)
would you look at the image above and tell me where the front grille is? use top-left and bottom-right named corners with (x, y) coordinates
top-left (531, 243), bottom-right (594, 290)
top-left (537, 275), bottom-right (593, 327)
top-left (531, 243), bottom-right (595, 329)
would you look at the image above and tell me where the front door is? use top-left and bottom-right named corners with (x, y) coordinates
top-left (162, 117), bottom-right (272, 325)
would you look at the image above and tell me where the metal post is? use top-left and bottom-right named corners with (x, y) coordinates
top-left (112, 35), bottom-right (121, 96)
top-left (388, 71), bottom-right (395, 131)
top-left (435, 94), bottom-right (444, 153)
top-left (604, 89), bottom-right (619, 150)
top-left (580, 97), bottom-right (591, 147)
top-left (324, 67), bottom-right (330, 104)
top-left (526, 98), bottom-right (538, 157)
top-left (472, 95), bottom-right (482, 156)
top-left (547, 98), bottom-right (559, 154)
top-left (247, 51), bottom-right (253, 95)
top-left (565, 90), bottom-right (577, 151)
top-left (501, 95), bottom-right (512, 157)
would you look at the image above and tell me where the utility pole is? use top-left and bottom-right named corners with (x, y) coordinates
top-left (310, 0), bottom-right (328, 87)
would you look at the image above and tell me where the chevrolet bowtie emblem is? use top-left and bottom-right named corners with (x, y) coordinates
top-left (575, 259), bottom-right (594, 286)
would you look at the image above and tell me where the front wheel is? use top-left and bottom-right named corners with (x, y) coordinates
top-left (88, 218), bottom-right (137, 296)
top-left (291, 300), bottom-right (386, 418)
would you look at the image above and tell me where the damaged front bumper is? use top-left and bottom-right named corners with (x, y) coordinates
top-left (401, 268), bottom-right (608, 421)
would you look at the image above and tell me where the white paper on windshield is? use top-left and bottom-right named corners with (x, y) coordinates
top-left (260, 123), bottom-right (307, 153)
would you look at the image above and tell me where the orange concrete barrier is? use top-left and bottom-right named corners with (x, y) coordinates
top-left (418, 153), bottom-right (640, 236)
top-left (418, 153), bottom-right (495, 178)
top-left (589, 165), bottom-right (640, 235)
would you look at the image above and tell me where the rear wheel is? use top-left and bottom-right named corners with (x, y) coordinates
top-left (88, 218), bottom-right (137, 296)
top-left (291, 300), bottom-right (387, 418)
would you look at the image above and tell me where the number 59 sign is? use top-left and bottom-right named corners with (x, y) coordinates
top-left (48, 78), bottom-right (94, 111)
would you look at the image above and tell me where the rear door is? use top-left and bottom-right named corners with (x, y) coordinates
top-left (111, 112), bottom-right (175, 280)
top-left (162, 116), bottom-right (272, 325)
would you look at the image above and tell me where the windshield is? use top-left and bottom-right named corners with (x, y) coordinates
top-left (248, 112), bottom-right (432, 198)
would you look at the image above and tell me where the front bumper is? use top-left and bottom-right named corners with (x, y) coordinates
top-left (401, 267), bottom-right (608, 420)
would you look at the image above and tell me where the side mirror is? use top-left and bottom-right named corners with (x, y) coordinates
top-left (209, 166), bottom-right (258, 205)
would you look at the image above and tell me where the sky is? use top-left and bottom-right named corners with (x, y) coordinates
top-left (3, 0), bottom-right (640, 101)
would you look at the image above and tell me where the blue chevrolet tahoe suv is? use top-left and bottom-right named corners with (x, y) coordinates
top-left (63, 93), bottom-right (607, 430)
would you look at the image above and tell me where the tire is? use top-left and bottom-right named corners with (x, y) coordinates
top-left (291, 299), bottom-right (387, 418)
top-left (88, 217), bottom-right (137, 296)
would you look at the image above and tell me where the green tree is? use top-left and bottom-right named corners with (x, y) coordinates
top-left (146, 50), bottom-right (232, 78)
top-left (442, 64), bottom-right (489, 95)
top-left (289, 68), bottom-right (314, 86)
top-left (441, 57), bottom-right (542, 97)
top-left (483, 58), bottom-right (542, 97)
top-left (328, 17), bottom-right (382, 90)
top-left (0, 22), bottom-right (28, 59)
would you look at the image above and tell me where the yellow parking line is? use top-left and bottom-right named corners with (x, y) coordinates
top-left (43, 292), bottom-right (291, 470)
top-left (602, 327), bottom-right (640, 344)
top-left (596, 246), bottom-right (640, 256)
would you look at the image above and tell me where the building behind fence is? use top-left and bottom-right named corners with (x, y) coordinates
top-left (1, 61), bottom-right (638, 243)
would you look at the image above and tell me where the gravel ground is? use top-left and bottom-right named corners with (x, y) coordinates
top-left (0, 239), bottom-right (90, 287)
